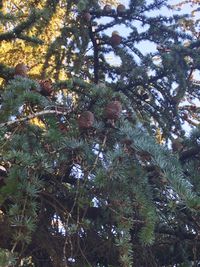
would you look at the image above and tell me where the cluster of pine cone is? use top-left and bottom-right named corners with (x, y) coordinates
top-left (14, 63), bottom-right (122, 130)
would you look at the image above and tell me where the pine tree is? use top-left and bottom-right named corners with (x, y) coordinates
top-left (1, 0), bottom-right (200, 266)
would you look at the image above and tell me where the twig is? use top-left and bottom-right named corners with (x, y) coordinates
top-left (108, 206), bottom-right (144, 224)
top-left (87, 134), bottom-right (107, 175)
top-left (63, 177), bottom-right (81, 265)
top-left (88, 23), bottom-right (99, 84)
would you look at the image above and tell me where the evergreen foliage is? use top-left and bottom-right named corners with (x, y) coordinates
top-left (0, 0), bottom-right (200, 266)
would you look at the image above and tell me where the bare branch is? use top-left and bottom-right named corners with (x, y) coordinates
top-left (0, 109), bottom-right (69, 127)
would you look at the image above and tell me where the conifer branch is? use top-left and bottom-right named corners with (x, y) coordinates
top-left (0, 9), bottom-right (39, 41)
top-left (0, 109), bottom-right (69, 127)
top-left (0, 63), bottom-right (14, 80)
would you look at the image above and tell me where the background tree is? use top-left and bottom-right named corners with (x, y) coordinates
top-left (1, 0), bottom-right (200, 266)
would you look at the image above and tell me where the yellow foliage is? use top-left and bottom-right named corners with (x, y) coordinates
top-left (0, 0), bottom-right (118, 80)
top-left (29, 117), bottom-right (46, 129)
top-left (99, 0), bottom-right (119, 6)
top-left (0, 0), bottom-right (68, 79)
top-left (23, 105), bottom-right (46, 129)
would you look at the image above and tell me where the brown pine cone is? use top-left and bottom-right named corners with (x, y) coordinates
top-left (104, 101), bottom-right (122, 120)
top-left (78, 111), bottom-right (94, 129)
top-left (14, 63), bottom-right (28, 77)
top-left (39, 79), bottom-right (53, 96)
top-left (82, 12), bottom-right (92, 23)
top-left (117, 4), bottom-right (126, 15)
top-left (103, 4), bottom-right (112, 13)
top-left (110, 31), bottom-right (122, 46)
top-left (172, 138), bottom-right (184, 152)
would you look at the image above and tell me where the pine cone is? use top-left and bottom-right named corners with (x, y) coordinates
top-left (39, 79), bottom-right (53, 96)
top-left (82, 12), bottom-right (92, 23)
top-left (172, 138), bottom-right (184, 152)
top-left (103, 4), bottom-right (112, 13)
top-left (117, 4), bottom-right (126, 15)
top-left (110, 31), bottom-right (122, 46)
top-left (14, 63), bottom-right (28, 77)
top-left (104, 101), bottom-right (122, 120)
top-left (78, 111), bottom-right (94, 129)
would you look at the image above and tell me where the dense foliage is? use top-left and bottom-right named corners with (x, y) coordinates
top-left (1, 0), bottom-right (200, 266)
